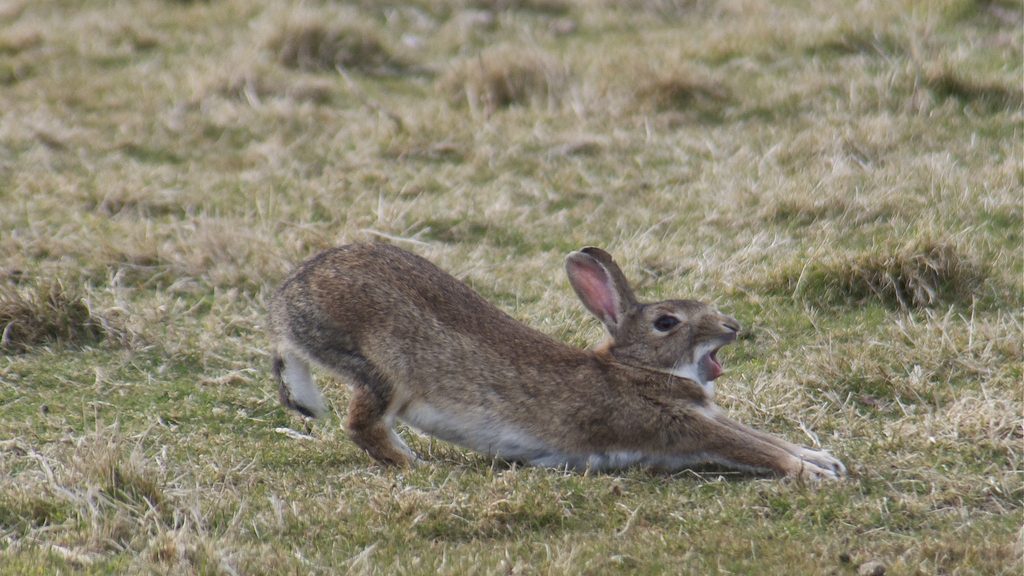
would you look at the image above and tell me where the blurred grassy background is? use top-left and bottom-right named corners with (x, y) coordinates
top-left (0, 0), bottom-right (1021, 573)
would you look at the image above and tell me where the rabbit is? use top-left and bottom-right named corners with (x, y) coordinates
top-left (268, 243), bottom-right (846, 481)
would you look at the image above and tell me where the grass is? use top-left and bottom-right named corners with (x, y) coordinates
top-left (439, 43), bottom-right (569, 115)
top-left (0, 278), bottom-right (124, 352)
top-left (761, 237), bottom-right (990, 309)
top-left (0, 0), bottom-right (1021, 574)
top-left (632, 63), bottom-right (732, 122)
top-left (265, 8), bottom-right (409, 75)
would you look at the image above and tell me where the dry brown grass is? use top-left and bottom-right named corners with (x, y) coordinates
top-left (0, 278), bottom-right (119, 352)
top-left (632, 65), bottom-right (732, 120)
top-left (796, 308), bottom-right (1021, 404)
top-left (438, 44), bottom-right (568, 114)
top-left (0, 425), bottom-right (226, 572)
top-left (208, 64), bottom-right (338, 106)
top-left (469, 0), bottom-right (573, 15)
top-left (761, 238), bottom-right (990, 310)
top-left (265, 11), bottom-right (408, 75)
top-left (0, 25), bottom-right (41, 55)
top-left (924, 64), bottom-right (1024, 112)
top-left (763, 195), bottom-right (897, 229)
top-left (803, 27), bottom-right (903, 59)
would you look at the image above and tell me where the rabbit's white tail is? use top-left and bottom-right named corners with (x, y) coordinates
top-left (273, 352), bottom-right (327, 418)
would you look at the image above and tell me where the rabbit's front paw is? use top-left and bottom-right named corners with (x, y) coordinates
top-left (795, 460), bottom-right (843, 482)
top-left (797, 448), bottom-right (846, 478)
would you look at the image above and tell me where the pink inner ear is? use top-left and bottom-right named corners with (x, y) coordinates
top-left (572, 261), bottom-right (620, 324)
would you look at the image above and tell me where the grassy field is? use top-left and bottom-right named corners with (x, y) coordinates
top-left (1, 0), bottom-right (1021, 573)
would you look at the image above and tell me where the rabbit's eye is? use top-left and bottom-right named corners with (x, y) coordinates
top-left (653, 315), bottom-right (680, 332)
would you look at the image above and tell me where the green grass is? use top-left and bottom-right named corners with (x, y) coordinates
top-left (1, 0), bottom-right (1021, 574)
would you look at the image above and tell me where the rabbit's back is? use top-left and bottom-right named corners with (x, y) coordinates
top-left (271, 243), bottom-right (585, 396)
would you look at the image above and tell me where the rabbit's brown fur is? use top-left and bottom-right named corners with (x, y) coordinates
top-left (269, 243), bottom-right (846, 480)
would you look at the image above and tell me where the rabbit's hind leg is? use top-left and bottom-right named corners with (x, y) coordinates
top-left (273, 351), bottom-right (327, 419)
top-left (346, 383), bottom-right (417, 467)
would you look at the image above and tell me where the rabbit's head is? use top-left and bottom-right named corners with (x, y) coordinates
top-left (566, 247), bottom-right (741, 386)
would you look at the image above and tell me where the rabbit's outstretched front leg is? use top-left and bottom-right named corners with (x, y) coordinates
top-left (710, 411), bottom-right (847, 478)
top-left (696, 412), bottom-right (845, 481)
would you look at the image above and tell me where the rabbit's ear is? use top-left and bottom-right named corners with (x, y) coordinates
top-left (565, 247), bottom-right (637, 332)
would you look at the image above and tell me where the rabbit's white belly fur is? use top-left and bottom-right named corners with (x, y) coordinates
top-left (398, 401), bottom-right (706, 471)
top-left (530, 451), bottom-right (646, 471)
top-left (533, 452), bottom-right (719, 472)
top-left (398, 400), bottom-right (558, 463)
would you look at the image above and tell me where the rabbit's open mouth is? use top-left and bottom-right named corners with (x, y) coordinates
top-left (703, 348), bottom-right (724, 381)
